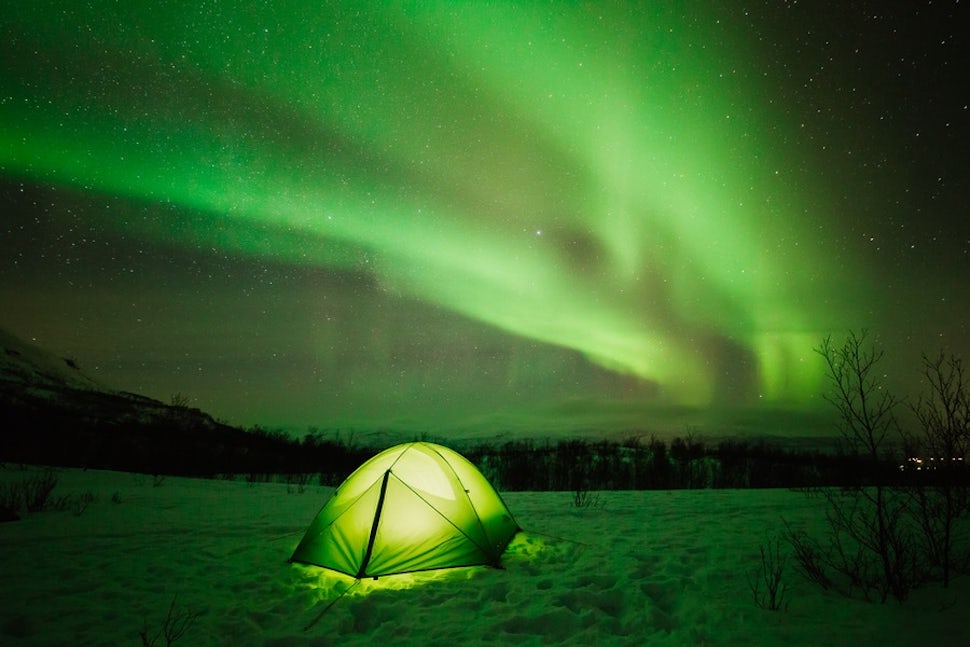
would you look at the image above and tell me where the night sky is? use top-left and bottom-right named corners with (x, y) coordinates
top-left (2, 2), bottom-right (967, 438)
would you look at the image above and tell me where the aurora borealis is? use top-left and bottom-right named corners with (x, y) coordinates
top-left (2, 2), bottom-right (967, 437)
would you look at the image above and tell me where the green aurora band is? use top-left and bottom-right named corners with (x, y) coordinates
top-left (2, 2), bottom-right (862, 416)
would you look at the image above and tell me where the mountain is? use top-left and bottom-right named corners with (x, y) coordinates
top-left (0, 327), bottom-right (104, 392)
top-left (0, 325), bottom-right (231, 433)
top-left (0, 327), bottom-right (352, 475)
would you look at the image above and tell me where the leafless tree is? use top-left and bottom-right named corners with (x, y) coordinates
top-left (804, 331), bottom-right (920, 602)
top-left (905, 352), bottom-right (970, 587)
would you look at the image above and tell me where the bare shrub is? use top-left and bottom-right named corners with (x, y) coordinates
top-left (783, 522), bottom-right (832, 592)
top-left (749, 531), bottom-right (790, 611)
top-left (572, 485), bottom-right (600, 508)
top-left (72, 491), bottom-right (96, 516)
top-left (0, 469), bottom-right (60, 515)
top-left (139, 594), bottom-right (204, 646)
top-left (169, 393), bottom-right (190, 408)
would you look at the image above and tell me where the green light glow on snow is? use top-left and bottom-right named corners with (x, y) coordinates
top-left (1, 2), bottom-right (857, 414)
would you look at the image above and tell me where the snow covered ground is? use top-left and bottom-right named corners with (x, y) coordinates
top-left (1, 466), bottom-right (968, 646)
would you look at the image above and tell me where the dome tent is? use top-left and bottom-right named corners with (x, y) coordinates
top-left (291, 442), bottom-right (518, 578)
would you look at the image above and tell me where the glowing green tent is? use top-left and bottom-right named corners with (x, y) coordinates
top-left (290, 442), bottom-right (518, 578)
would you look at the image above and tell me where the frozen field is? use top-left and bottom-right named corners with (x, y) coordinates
top-left (1, 467), bottom-right (968, 646)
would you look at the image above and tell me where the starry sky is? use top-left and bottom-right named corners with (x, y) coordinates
top-left (1, 2), bottom-right (967, 439)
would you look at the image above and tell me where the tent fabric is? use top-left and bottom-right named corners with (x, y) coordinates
top-left (290, 442), bottom-right (518, 578)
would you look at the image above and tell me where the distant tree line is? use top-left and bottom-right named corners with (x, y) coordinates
top-left (462, 435), bottom-right (916, 492)
top-left (4, 366), bottom-right (966, 494)
top-left (2, 391), bottom-right (927, 490)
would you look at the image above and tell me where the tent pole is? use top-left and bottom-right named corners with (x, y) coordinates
top-left (356, 470), bottom-right (390, 579)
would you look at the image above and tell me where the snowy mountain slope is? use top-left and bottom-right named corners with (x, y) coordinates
top-left (0, 327), bottom-right (251, 471)
top-left (0, 325), bottom-right (220, 430)
top-left (0, 327), bottom-right (364, 477)
top-left (0, 327), bottom-right (103, 392)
